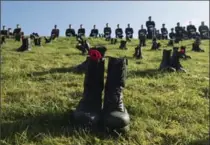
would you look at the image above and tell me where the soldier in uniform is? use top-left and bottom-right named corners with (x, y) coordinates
top-left (169, 28), bottom-right (176, 39)
top-left (146, 16), bottom-right (155, 39)
top-left (90, 25), bottom-right (99, 38)
top-left (115, 24), bottom-right (123, 39)
top-left (175, 22), bottom-right (183, 42)
top-left (125, 23), bottom-right (133, 41)
top-left (138, 25), bottom-right (147, 46)
top-left (161, 24), bottom-right (168, 40)
top-left (78, 24), bottom-right (85, 37)
top-left (182, 27), bottom-right (189, 40)
top-left (187, 21), bottom-right (197, 39)
top-left (65, 24), bottom-right (76, 37)
top-left (104, 23), bottom-right (112, 41)
top-left (199, 21), bottom-right (209, 39)
top-left (13, 24), bottom-right (22, 41)
top-left (51, 25), bottom-right (60, 39)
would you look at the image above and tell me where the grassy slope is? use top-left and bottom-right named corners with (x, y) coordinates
top-left (0, 37), bottom-right (209, 145)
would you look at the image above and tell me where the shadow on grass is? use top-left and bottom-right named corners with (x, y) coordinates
top-left (1, 110), bottom-right (124, 143)
top-left (29, 66), bottom-right (85, 77)
top-left (187, 138), bottom-right (209, 145)
top-left (128, 68), bottom-right (168, 78)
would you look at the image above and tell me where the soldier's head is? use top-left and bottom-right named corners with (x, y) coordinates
top-left (149, 16), bottom-right (151, 21)
top-left (177, 22), bottom-right (180, 26)
top-left (3, 25), bottom-right (6, 30)
top-left (141, 25), bottom-right (143, 29)
top-left (16, 24), bottom-right (20, 28)
top-left (117, 24), bottom-right (120, 28)
top-left (162, 24), bottom-right (165, 28)
top-left (80, 24), bottom-right (83, 28)
top-left (69, 24), bottom-right (72, 29)
top-left (93, 25), bottom-right (96, 29)
top-left (54, 25), bottom-right (57, 29)
top-left (183, 27), bottom-right (185, 30)
top-left (171, 28), bottom-right (174, 32)
top-left (128, 24), bottom-right (130, 28)
top-left (106, 23), bottom-right (109, 27)
top-left (189, 21), bottom-right (192, 25)
top-left (201, 21), bottom-right (204, 25)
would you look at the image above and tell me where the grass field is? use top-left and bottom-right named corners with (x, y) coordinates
top-left (0, 37), bottom-right (209, 145)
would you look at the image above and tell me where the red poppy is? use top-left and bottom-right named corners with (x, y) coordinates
top-left (88, 49), bottom-right (102, 61)
top-left (180, 49), bottom-right (185, 54)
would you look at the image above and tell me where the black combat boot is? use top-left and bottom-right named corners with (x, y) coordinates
top-left (17, 37), bottom-right (32, 52)
top-left (134, 45), bottom-right (143, 59)
top-left (73, 57), bottom-right (105, 126)
top-left (73, 46), bottom-right (107, 73)
top-left (119, 40), bottom-right (127, 50)
top-left (34, 38), bottom-right (41, 46)
top-left (151, 38), bottom-right (161, 50)
top-left (111, 38), bottom-right (117, 44)
top-left (44, 37), bottom-right (52, 43)
top-left (159, 49), bottom-right (176, 72)
top-left (170, 48), bottom-right (186, 72)
top-left (179, 46), bottom-right (191, 59)
top-left (103, 57), bottom-right (130, 132)
top-left (167, 39), bottom-right (174, 46)
top-left (0, 36), bottom-right (6, 45)
top-left (192, 38), bottom-right (204, 52)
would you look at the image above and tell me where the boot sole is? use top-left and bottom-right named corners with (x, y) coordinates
top-left (105, 125), bottom-right (130, 134)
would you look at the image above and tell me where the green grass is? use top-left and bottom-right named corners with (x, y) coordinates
top-left (0, 37), bottom-right (209, 145)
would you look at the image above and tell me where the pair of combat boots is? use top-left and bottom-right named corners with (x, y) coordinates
top-left (119, 40), bottom-right (127, 50)
top-left (151, 38), bottom-right (161, 50)
top-left (133, 45), bottom-right (143, 59)
top-left (73, 48), bottom-right (130, 132)
top-left (17, 37), bottom-right (32, 52)
top-left (192, 38), bottom-right (204, 52)
top-left (159, 48), bottom-right (186, 72)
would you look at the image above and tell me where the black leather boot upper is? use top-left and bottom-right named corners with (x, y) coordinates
top-left (170, 48), bottom-right (186, 72)
top-left (159, 49), bottom-right (175, 71)
top-left (119, 40), bottom-right (127, 49)
top-left (103, 57), bottom-right (130, 129)
top-left (73, 58), bottom-right (105, 125)
top-left (17, 38), bottom-right (31, 52)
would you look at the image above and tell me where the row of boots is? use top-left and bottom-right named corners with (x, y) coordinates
top-left (73, 48), bottom-right (130, 132)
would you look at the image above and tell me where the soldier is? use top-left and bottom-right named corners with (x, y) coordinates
top-left (115, 24), bottom-right (123, 39)
top-left (78, 24), bottom-right (85, 37)
top-left (125, 24), bottom-right (133, 41)
top-left (90, 25), bottom-right (99, 38)
top-left (146, 16), bottom-right (155, 39)
top-left (161, 24), bottom-right (168, 40)
top-left (187, 21), bottom-right (197, 39)
top-left (138, 25), bottom-right (147, 46)
top-left (65, 24), bottom-right (76, 37)
top-left (175, 22), bottom-right (183, 42)
top-left (104, 23), bottom-right (112, 41)
top-left (13, 24), bottom-right (22, 41)
top-left (1, 25), bottom-right (8, 36)
top-left (169, 28), bottom-right (176, 39)
top-left (51, 25), bottom-right (59, 39)
top-left (199, 21), bottom-right (209, 39)
top-left (155, 30), bottom-right (162, 40)
top-left (182, 27), bottom-right (189, 40)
